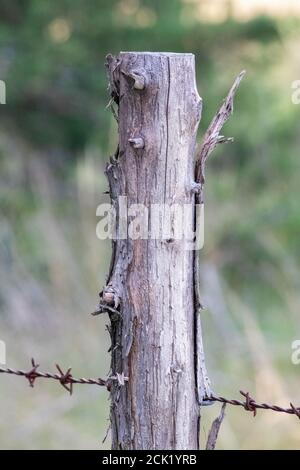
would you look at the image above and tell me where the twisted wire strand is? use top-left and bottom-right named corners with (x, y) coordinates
top-left (1, 360), bottom-right (299, 420)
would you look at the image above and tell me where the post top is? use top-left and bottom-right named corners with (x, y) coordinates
top-left (119, 51), bottom-right (194, 57)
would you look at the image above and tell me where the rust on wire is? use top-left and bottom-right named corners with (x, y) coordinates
top-left (1, 359), bottom-right (300, 421)
top-left (0, 358), bottom-right (128, 395)
top-left (206, 391), bottom-right (300, 420)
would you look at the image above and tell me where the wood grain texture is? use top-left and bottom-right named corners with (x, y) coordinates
top-left (104, 52), bottom-right (202, 450)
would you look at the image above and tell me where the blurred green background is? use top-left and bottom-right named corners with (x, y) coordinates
top-left (1, 0), bottom-right (300, 450)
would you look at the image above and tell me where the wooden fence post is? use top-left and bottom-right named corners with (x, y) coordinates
top-left (103, 51), bottom-right (203, 450)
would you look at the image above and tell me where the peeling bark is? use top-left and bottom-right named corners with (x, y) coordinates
top-left (100, 52), bottom-right (245, 450)
top-left (101, 52), bottom-right (202, 450)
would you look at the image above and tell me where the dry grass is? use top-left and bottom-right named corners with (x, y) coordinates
top-left (1, 134), bottom-right (300, 449)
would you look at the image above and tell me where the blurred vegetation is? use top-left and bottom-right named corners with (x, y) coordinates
top-left (1, 0), bottom-right (300, 450)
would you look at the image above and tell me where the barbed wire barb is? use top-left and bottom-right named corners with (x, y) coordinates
top-left (0, 358), bottom-right (128, 394)
top-left (1, 359), bottom-right (300, 421)
top-left (206, 391), bottom-right (300, 421)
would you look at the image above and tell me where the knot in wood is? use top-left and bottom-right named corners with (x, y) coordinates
top-left (121, 68), bottom-right (147, 90)
top-left (128, 137), bottom-right (144, 149)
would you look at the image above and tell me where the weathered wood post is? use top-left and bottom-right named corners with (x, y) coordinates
top-left (102, 51), bottom-right (204, 450)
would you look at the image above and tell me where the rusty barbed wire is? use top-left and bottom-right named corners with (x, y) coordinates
top-left (0, 358), bottom-right (128, 395)
top-left (1, 359), bottom-right (300, 420)
top-left (206, 391), bottom-right (300, 420)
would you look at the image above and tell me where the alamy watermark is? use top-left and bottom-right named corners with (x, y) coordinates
top-left (0, 340), bottom-right (6, 364)
top-left (96, 197), bottom-right (204, 250)
top-left (0, 84), bottom-right (9, 364)
top-left (291, 340), bottom-right (300, 365)
top-left (291, 80), bottom-right (300, 104)
top-left (0, 80), bottom-right (6, 104)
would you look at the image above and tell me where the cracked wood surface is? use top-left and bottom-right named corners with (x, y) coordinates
top-left (105, 52), bottom-right (202, 450)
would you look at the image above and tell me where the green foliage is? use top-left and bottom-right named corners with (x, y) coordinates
top-left (1, 0), bottom-right (300, 449)
top-left (0, 0), bottom-right (280, 153)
